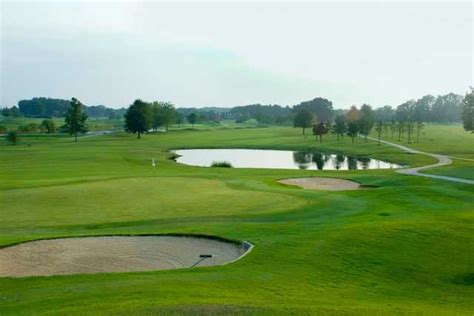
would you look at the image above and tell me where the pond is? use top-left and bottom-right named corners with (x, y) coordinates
top-left (173, 149), bottom-right (404, 170)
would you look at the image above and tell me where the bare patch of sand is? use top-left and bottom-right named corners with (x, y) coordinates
top-left (278, 177), bottom-right (360, 191)
top-left (0, 236), bottom-right (250, 277)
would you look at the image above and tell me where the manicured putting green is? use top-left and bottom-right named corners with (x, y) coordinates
top-left (0, 177), bottom-right (305, 228)
top-left (0, 236), bottom-right (250, 277)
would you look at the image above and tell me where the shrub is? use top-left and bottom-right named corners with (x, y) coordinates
top-left (41, 119), bottom-right (57, 133)
top-left (6, 131), bottom-right (19, 145)
top-left (18, 123), bottom-right (41, 133)
top-left (211, 161), bottom-right (233, 168)
top-left (169, 153), bottom-right (181, 161)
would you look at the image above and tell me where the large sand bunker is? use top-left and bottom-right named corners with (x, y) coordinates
top-left (0, 236), bottom-right (252, 277)
top-left (278, 177), bottom-right (360, 191)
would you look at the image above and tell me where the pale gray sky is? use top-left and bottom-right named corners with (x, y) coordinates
top-left (1, 1), bottom-right (472, 108)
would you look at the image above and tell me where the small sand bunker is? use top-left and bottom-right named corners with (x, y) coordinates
top-left (278, 177), bottom-right (360, 191)
top-left (0, 236), bottom-right (251, 277)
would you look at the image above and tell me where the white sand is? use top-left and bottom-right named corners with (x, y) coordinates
top-left (278, 177), bottom-right (360, 191)
top-left (0, 236), bottom-right (247, 277)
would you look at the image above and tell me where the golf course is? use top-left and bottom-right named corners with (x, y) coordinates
top-left (1, 124), bottom-right (473, 315)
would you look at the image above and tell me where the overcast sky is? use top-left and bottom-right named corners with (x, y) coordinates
top-left (1, 1), bottom-right (472, 109)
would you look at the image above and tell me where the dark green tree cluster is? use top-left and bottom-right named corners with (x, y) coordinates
top-left (151, 102), bottom-right (177, 131)
top-left (293, 97), bottom-right (334, 123)
top-left (294, 103), bottom-right (376, 144)
top-left (124, 100), bottom-right (177, 138)
top-left (231, 104), bottom-right (292, 125)
top-left (1, 106), bottom-right (22, 117)
top-left (19, 98), bottom-right (70, 117)
top-left (85, 105), bottom-right (126, 119)
top-left (16, 97), bottom-right (125, 119)
top-left (177, 107), bottom-right (229, 123)
top-left (374, 93), bottom-right (463, 125)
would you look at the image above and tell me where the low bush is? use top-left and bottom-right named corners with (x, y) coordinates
top-left (211, 161), bottom-right (233, 168)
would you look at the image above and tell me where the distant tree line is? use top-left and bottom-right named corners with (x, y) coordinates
top-left (176, 107), bottom-right (231, 125)
top-left (3, 90), bottom-right (472, 141)
top-left (372, 93), bottom-right (463, 124)
top-left (2, 92), bottom-right (466, 125)
top-left (292, 91), bottom-right (472, 144)
top-left (230, 104), bottom-right (292, 124)
top-left (2, 97), bottom-right (125, 119)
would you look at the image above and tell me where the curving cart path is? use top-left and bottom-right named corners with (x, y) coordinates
top-left (366, 136), bottom-right (474, 185)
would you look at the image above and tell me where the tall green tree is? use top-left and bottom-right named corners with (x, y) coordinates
top-left (294, 97), bottom-right (334, 122)
top-left (462, 88), bottom-right (474, 133)
top-left (176, 113), bottom-right (184, 128)
top-left (347, 121), bottom-right (358, 145)
top-left (396, 100), bottom-right (415, 122)
top-left (389, 120), bottom-right (397, 139)
top-left (413, 95), bottom-right (435, 123)
top-left (64, 97), bottom-right (88, 142)
top-left (374, 121), bottom-right (384, 145)
top-left (396, 121), bottom-right (405, 141)
top-left (431, 93), bottom-right (463, 123)
top-left (406, 121), bottom-right (415, 143)
top-left (124, 99), bottom-right (152, 139)
top-left (151, 102), bottom-right (177, 131)
top-left (332, 115), bottom-right (347, 141)
top-left (187, 113), bottom-right (197, 128)
top-left (416, 122), bottom-right (424, 142)
top-left (293, 110), bottom-right (315, 135)
top-left (374, 105), bottom-right (395, 122)
top-left (358, 104), bottom-right (375, 141)
top-left (345, 106), bottom-right (360, 144)
top-left (312, 122), bottom-right (328, 142)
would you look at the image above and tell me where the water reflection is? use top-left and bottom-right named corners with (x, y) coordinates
top-left (173, 149), bottom-right (404, 170)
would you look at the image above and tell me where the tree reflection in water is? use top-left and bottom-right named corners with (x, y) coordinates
top-left (293, 151), bottom-right (311, 170)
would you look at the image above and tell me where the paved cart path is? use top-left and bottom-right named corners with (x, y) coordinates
top-left (366, 136), bottom-right (474, 185)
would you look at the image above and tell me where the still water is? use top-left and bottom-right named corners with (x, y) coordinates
top-left (173, 149), bottom-right (403, 170)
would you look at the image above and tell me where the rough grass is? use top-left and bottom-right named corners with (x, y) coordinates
top-left (371, 124), bottom-right (474, 179)
top-left (0, 126), bottom-right (473, 315)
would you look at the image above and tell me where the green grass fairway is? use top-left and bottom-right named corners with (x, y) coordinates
top-left (1, 126), bottom-right (473, 315)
